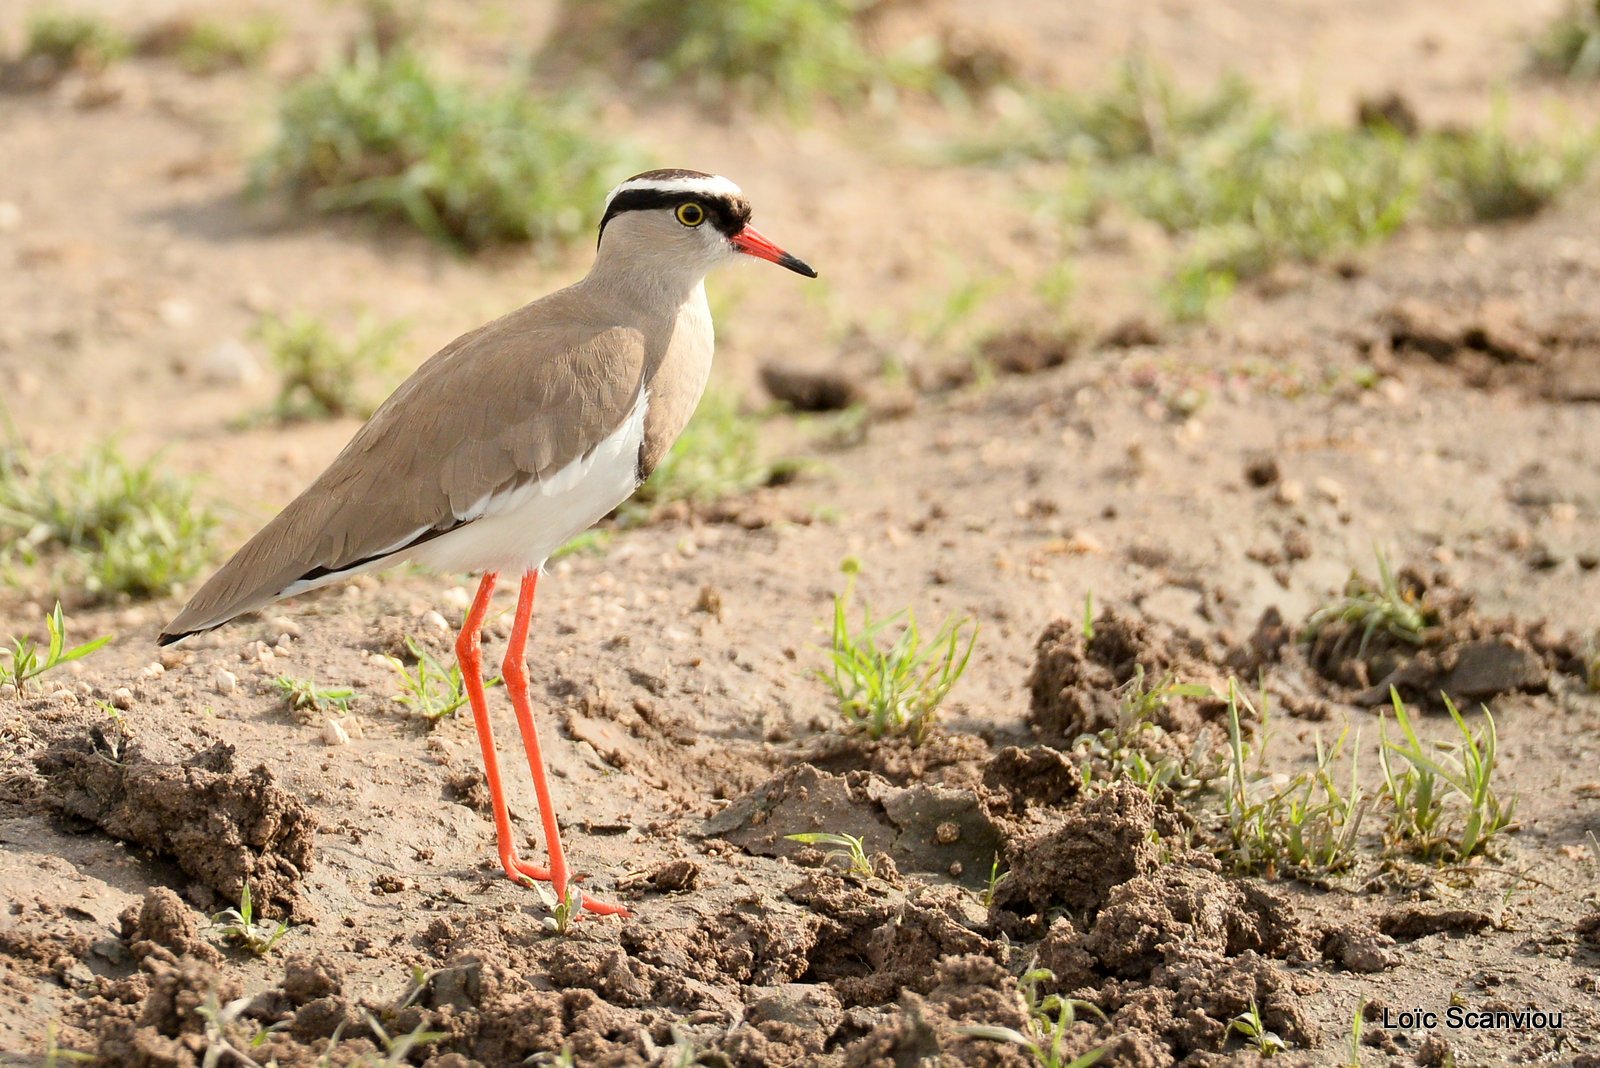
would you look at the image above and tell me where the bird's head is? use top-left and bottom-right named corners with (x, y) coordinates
top-left (595, 169), bottom-right (817, 292)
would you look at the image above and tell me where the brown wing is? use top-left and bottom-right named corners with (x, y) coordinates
top-left (160, 288), bottom-right (647, 641)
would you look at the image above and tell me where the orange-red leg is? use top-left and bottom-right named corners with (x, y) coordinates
top-left (502, 569), bottom-right (628, 917)
top-left (455, 570), bottom-right (626, 917)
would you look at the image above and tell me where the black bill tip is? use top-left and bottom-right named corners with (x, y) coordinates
top-left (779, 253), bottom-right (818, 278)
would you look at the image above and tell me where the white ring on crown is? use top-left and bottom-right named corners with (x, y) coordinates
top-left (604, 175), bottom-right (743, 211)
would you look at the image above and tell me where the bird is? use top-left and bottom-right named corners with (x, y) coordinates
top-left (159, 169), bottom-right (817, 917)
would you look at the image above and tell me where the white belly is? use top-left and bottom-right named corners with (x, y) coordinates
top-left (407, 389), bottom-right (649, 576)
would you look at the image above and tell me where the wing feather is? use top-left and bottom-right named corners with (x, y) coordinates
top-left (160, 288), bottom-right (648, 641)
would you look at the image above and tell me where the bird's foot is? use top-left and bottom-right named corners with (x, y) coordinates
top-left (499, 855), bottom-right (631, 918)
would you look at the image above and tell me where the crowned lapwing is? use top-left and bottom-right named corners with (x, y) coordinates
top-left (160, 170), bottom-right (817, 917)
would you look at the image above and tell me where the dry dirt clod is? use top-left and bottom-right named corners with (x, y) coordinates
top-left (1378, 904), bottom-right (1494, 940)
top-left (647, 858), bottom-right (701, 892)
top-left (118, 886), bottom-right (220, 965)
top-left (1414, 1033), bottom-right (1456, 1067)
top-left (41, 736), bottom-right (318, 920)
top-left (1026, 607), bottom-right (1221, 743)
top-left (1000, 782), bottom-right (1160, 914)
top-left (976, 328), bottom-right (1076, 376)
top-left (1320, 922), bottom-right (1399, 973)
top-left (1304, 563), bottom-right (1583, 706)
top-left (281, 953), bottom-right (344, 1004)
top-left (1356, 89), bottom-right (1421, 135)
top-left (1243, 452), bottom-right (1281, 487)
top-left (760, 362), bottom-right (865, 411)
top-left (1099, 315), bottom-right (1164, 348)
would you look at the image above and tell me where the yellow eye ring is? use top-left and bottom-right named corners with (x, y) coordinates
top-left (675, 202), bottom-right (706, 227)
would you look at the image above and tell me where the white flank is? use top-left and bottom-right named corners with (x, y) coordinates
top-left (278, 390), bottom-right (650, 597)
top-left (604, 174), bottom-right (742, 211)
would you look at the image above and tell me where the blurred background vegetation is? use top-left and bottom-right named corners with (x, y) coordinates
top-left (0, 0), bottom-right (1596, 616)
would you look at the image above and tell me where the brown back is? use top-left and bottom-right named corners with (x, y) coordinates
top-left (162, 285), bottom-right (656, 638)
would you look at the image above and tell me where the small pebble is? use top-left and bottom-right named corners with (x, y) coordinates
top-left (1061, 530), bottom-right (1105, 554)
top-left (322, 719), bottom-right (351, 746)
top-left (90, 938), bottom-right (128, 965)
top-left (50, 688), bottom-right (76, 704)
top-left (1274, 479), bottom-right (1305, 506)
top-left (421, 610), bottom-right (449, 633)
top-left (1312, 476), bottom-right (1346, 505)
top-left (157, 298), bottom-right (195, 328)
top-left (694, 585), bottom-right (723, 619)
top-left (198, 339), bottom-right (261, 386)
top-left (441, 586), bottom-right (471, 611)
top-left (59, 961), bottom-right (94, 990)
top-left (139, 662), bottom-right (165, 680)
top-left (110, 687), bottom-right (135, 710)
top-left (267, 616), bottom-right (301, 639)
top-left (1243, 454), bottom-right (1281, 487)
top-left (214, 669), bottom-right (238, 696)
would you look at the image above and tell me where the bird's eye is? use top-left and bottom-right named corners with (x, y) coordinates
top-left (675, 202), bottom-right (706, 227)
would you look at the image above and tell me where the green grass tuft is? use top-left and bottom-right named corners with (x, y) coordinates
top-left (254, 45), bottom-right (625, 251)
top-left (273, 674), bottom-right (356, 714)
top-left (1073, 666), bottom-right (1221, 797)
top-left (784, 831), bottom-right (874, 879)
top-left (958, 967), bottom-right (1109, 1068)
top-left (0, 603), bottom-right (110, 695)
top-left (140, 14), bottom-right (283, 75)
top-left (968, 60), bottom-right (1595, 312)
top-left (626, 390), bottom-right (795, 517)
top-left (1304, 550), bottom-right (1433, 660)
top-left (821, 560), bottom-right (977, 744)
top-left (1424, 117), bottom-right (1595, 223)
top-left (1217, 682), bottom-right (1366, 877)
top-left (1530, 0), bottom-right (1600, 78)
top-left (253, 311), bottom-right (407, 422)
top-left (1378, 689), bottom-right (1515, 861)
top-left (567, 0), bottom-right (941, 113)
top-left (42, 1020), bottom-right (93, 1065)
top-left (1228, 999), bottom-right (1288, 1057)
top-left (24, 10), bottom-right (130, 70)
top-left (383, 636), bottom-right (497, 720)
top-left (0, 442), bottom-right (216, 601)
top-left (208, 884), bottom-right (291, 956)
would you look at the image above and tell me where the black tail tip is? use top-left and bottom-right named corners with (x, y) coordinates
top-left (156, 631), bottom-right (185, 647)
